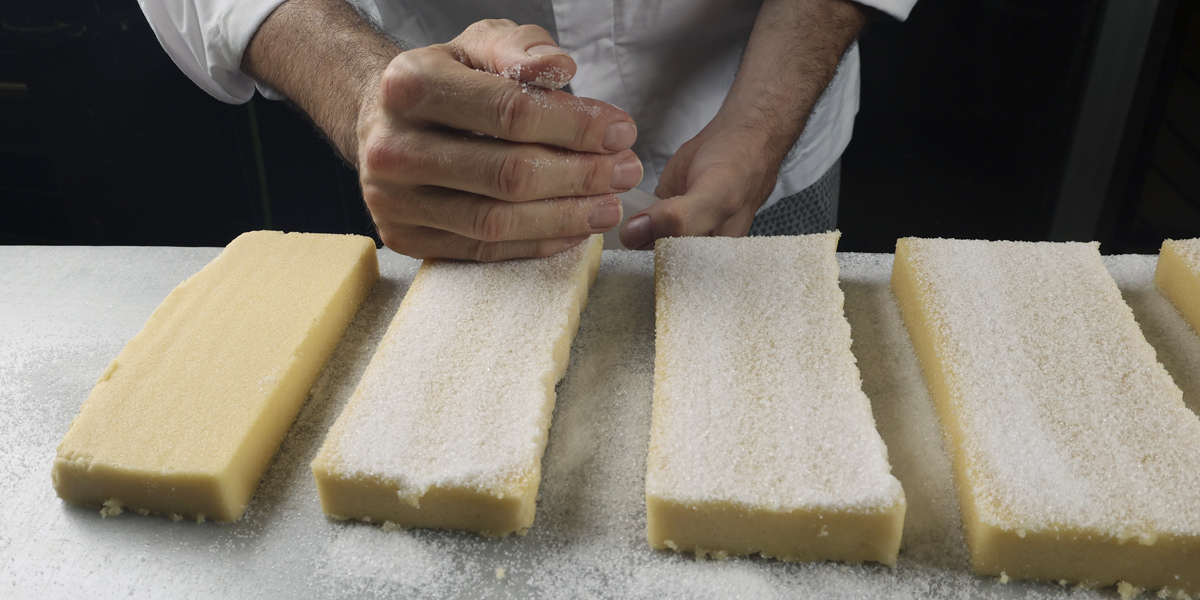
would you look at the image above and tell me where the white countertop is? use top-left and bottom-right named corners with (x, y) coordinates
top-left (3, 245), bottom-right (1197, 599)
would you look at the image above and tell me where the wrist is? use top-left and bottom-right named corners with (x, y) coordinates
top-left (242, 0), bottom-right (402, 168)
top-left (704, 101), bottom-right (798, 169)
top-left (351, 68), bottom-right (387, 169)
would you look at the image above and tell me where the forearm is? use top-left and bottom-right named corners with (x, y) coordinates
top-left (241, 0), bottom-right (403, 166)
top-left (718, 0), bottom-right (867, 165)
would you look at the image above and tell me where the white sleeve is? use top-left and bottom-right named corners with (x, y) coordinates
top-left (137, 0), bottom-right (287, 104)
top-left (852, 0), bottom-right (917, 21)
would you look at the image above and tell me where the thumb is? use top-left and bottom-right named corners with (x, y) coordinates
top-left (620, 170), bottom-right (744, 249)
top-left (444, 20), bottom-right (576, 89)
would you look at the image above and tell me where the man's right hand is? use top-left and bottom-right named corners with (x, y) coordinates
top-left (359, 20), bottom-right (641, 261)
top-left (244, 3), bottom-right (640, 261)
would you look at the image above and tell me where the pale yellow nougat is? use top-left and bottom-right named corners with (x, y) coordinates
top-left (53, 231), bottom-right (379, 523)
top-left (311, 235), bottom-right (603, 537)
top-left (646, 233), bottom-right (906, 565)
top-left (1157, 238), bottom-right (1200, 335)
top-left (893, 237), bottom-right (1200, 595)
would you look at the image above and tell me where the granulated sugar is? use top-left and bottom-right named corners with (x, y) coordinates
top-left (3, 245), bottom-right (1165, 599)
top-left (901, 239), bottom-right (1200, 538)
top-left (494, 63), bottom-right (603, 117)
top-left (499, 63), bottom-right (572, 91)
top-left (313, 237), bottom-right (601, 519)
top-left (647, 235), bottom-right (904, 517)
top-left (532, 66), bottom-right (572, 90)
top-left (1166, 238), bottom-right (1200, 273)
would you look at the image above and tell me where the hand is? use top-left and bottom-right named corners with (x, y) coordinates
top-left (358, 20), bottom-right (642, 260)
top-left (619, 122), bottom-right (778, 250)
top-left (616, 0), bottom-right (866, 250)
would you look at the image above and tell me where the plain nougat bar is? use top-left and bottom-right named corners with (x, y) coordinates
top-left (53, 231), bottom-right (379, 522)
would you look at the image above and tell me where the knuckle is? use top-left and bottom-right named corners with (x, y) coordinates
top-left (579, 157), bottom-right (605, 194)
top-left (657, 204), bottom-right (689, 237)
top-left (462, 21), bottom-right (489, 36)
top-left (361, 183), bottom-right (387, 212)
top-left (512, 24), bottom-right (547, 42)
top-left (382, 52), bottom-right (432, 110)
top-left (576, 115), bottom-right (600, 150)
top-left (534, 241), bottom-right (562, 258)
top-left (470, 240), bottom-right (504, 263)
top-left (380, 226), bottom-right (430, 259)
top-left (377, 228), bottom-right (406, 255)
top-left (495, 152), bottom-right (531, 199)
top-left (717, 195), bottom-right (743, 217)
top-left (360, 136), bottom-right (391, 173)
top-left (475, 202), bottom-right (514, 242)
top-left (495, 87), bottom-right (539, 141)
top-left (468, 19), bottom-right (514, 34)
top-left (361, 133), bottom-right (413, 177)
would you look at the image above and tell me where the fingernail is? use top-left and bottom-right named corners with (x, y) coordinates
top-left (527, 45), bottom-right (567, 57)
top-left (620, 214), bottom-right (653, 250)
top-left (610, 154), bottom-right (643, 190)
top-left (588, 198), bottom-right (622, 231)
top-left (603, 121), bottom-right (636, 151)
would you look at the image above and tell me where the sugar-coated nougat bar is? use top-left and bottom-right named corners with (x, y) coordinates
top-left (311, 235), bottom-right (603, 537)
top-left (893, 237), bottom-right (1200, 595)
top-left (646, 233), bottom-right (906, 565)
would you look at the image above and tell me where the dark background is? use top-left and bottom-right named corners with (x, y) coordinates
top-left (1, 0), bottom-right (1197, 253)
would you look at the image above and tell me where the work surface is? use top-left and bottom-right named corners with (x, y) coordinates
top-left (3, 246), bottom-right (1199, 599)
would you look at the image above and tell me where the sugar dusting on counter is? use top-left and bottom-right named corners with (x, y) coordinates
top-left (5, 246), bottom-right (1191, 599)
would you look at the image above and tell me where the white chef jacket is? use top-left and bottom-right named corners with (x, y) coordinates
top-left (138, 0), bottom-right (915, 209)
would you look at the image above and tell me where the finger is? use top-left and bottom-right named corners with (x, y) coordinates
top-left (379, 222), bottom-right (590, 262)
top-left (445, 20), bottom-right (576, 89)
top-left (620, 170), bottom-right (744, 250)
top-left (382, 49), bottom-right (636, 153)
top-left (385, 187), bottom-right (624, 241)
top-left (710, 207), bottom-right (756, 237)
top-left (366, 128), bottom-right (643, 200)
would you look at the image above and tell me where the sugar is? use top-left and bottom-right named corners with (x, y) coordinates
top-left (532, 66), bottom-right (572, 90)
top-left (3, 245), bottom-right (1146, 599)
top-left (837, 252), bottom-right (969, 570)
top-left (903, 239), bottom-right (1200, 536)
top-left (646, 234), bottom-right (905, 564)
top-left (893, 238), bottom-right (1200, 593)
top-left (1169, 239), bottom-right (1200, 273)
top-left (499, 63), bottom-right (572, 91)
top-left (494, 64), bottom-right (602, 117)
top-left (648, 235), bottom-right (904, 512)
top-left (311, 236), bottom-right (603, 533)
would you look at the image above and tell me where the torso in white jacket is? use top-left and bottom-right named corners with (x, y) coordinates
top-left (138, 0), bottom-right (914, 207)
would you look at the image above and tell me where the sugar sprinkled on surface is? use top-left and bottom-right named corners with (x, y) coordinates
top-left (1, 245), bottom-right (1148, 599)
top-left (647, 234), bottom-right (904, 512)
top-left (318, 237), bottom-right (601, 502)
top-left (903, 238), bottom-right (1200, 536)
top-left (839, 253), bottom-right (971, 571)
top-left (1167, 238), bottom-right (1200, 273)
